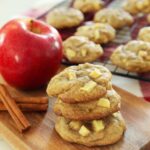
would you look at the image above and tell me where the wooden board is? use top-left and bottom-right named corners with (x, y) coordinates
top-left (0, 83), bottom-right (150, 150)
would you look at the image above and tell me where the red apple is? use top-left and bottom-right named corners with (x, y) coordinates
top-left (0, 18), bottom-right (63, 89)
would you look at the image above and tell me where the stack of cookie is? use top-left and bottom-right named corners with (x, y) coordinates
top-left (46, 63), bottom-right (126, 147)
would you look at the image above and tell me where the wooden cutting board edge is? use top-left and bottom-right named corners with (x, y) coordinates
top-left (0, 86), bottom-right (150, 150)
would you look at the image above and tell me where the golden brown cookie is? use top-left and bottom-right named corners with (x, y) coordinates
top-left (94, 8), bottom-right (133, 29)
top-left (111, 40), bottom-right (150, 73)
top-left (46, 8), bottom-right (84, 29)
top-left (54, 89), bottom-right (121, 121)
top-left (138, 27), bottom-right (150, 42)
top-left (46, 63), bottom-right (112, 103)
top-left (75, 23), bottom-right (116, 44)
top-left (55, 112), bottom-right (126, 147)
top-left (63, 36), bottom-right (103, 63)
top-left (73, 0), bottom-right (104, 13)
top-left (123, 0), bottom-right (150, 14)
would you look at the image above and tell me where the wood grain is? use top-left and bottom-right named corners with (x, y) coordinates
top-left (0, 83), bottom-right (150, 150)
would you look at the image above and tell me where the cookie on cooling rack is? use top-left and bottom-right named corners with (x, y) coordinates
top-left (46, 63), bottom-right (112, 103)
top-left (46, 8), bottom-right (84, 29)
top-left (73, 0), bottom-right (104, 13)
top-left (138, 27), bottom-right (150, 42)
top-left (111, 40), bottom-right (150, 73)
top-left (75, 23), bottom-right (116, 44)
top-left (54, 89), bottom-right (121, 121)
top-left (123, 0), bottom-right (150, 14)
top-left (94, 8), bottom-right (133, 29)
top-left (55, 112), bottom-right (126, 147)
top-left (63, 36), bottom-right (103, 63)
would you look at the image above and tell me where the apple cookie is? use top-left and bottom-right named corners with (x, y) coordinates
top-left (111, 40), bottom-right (150, 73)
top-left (55, 112), bottom-right (126, 147)
top-left (54, 89), bottom-right (121, 121)
top-left (123, 0), bottom-right (150, 14)
top-left (75, 23), bottom-right (116, 44)
top-left (46, 8), bottom-right (84, 29)
top-left (138, 27), bottom-right (150, 42)
top-left (46, 63), bottom-right (112, 103)
top-left (63, 36), bottom-right (103, 63)
top-left (94, 8), bottom-right (133, 29)
top-left (73, 0), bottom-right (104, 13)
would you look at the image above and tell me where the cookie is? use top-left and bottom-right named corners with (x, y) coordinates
top-left (94, 8), bottom-right (133, 29)
top-left (75, 23), bottom-right (116, 44)
top-left (63, 36), bottom-right (103, 63)
top-left (46, 8), bottom-right (84, 29)
top-left (46, 63), bottom-right (112, 103)
top-left (123, 0), bottom-right (150, 14)
top-left (73, 0), bottom-right (104, 13)
top-left (55, 112), bottom-right (126, 147)
top-left (54, 89), bottom-right (121, 121)
top-left (138, 27), bottom-right (150, 42)
top-left (111, 40), bottom-right (150, 73)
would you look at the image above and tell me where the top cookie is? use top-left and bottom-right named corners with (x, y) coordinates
top-left (94, 8), bottom-right (133, 29)
top-left (46, 63), bottom-right (112, 103)
top-left (75, 23), bottom-right (116, 44)
top-left (46, 8), bottom-right (84, 29)
top-left (63, 36), bottom-right (103, 63)
top-left (123, 0), bottom-right (150, 14)
top-left (138, 27), bottom-right (150, 42)
top-left (73, 0), bottom-right (104, 13)
top-left (111, 40), bottom-right (150, 73)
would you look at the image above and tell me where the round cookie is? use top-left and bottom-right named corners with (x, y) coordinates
top-left (63, 36), bottom-right (103, 63)
top-left (123, 0), bottom-right (150, 14)
top-left (46, 8), bottom-right (84, 29)
top-left (46, 63), bottom-right (112, 103)
top-left (138, 27), bottom-right (150, 42)
top-left (54, 89), bottom-right (121, 121)
top-left (75, 23), bottom-right (116, 44)
top-left (73, 0), bottom-right (104, 13)
top-left (94, 8), bottom-right (133, 29)
top-left (55, 112), bottom-right (126, 147)
top-left (110, 40), bottom-right (150, 73)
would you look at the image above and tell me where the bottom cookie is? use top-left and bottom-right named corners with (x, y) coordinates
top-left (55, 112), bottom-right (126, 147)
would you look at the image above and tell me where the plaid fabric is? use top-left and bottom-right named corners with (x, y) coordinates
top-left (24, 0), bottom-right (150, 101)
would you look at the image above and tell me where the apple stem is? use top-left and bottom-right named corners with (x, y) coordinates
top-left (30, 20), bottom-right (41, 34)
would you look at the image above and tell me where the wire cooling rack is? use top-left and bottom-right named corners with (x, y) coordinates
top-left (37, 0), bottom-right (150, 82)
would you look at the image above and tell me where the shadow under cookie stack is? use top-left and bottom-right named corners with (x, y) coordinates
top-left (46, 63), bottom-right (126, 147)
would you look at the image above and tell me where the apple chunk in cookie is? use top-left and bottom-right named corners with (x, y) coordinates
top-left (63, 36), bottom-right (103, 63)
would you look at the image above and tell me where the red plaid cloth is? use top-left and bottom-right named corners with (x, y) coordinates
top-left (24, 0), bottom-right (150, 101)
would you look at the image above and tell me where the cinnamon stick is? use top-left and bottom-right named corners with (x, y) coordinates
top-left (0, 96), bottom-right (48, 104)
top-left (12, 96), bottom-right (48, 104)
top-left (0, 84), bottom-right (31, 132)
top-left (0, 103), bottom-right (48, 111)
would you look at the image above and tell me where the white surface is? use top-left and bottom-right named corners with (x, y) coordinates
top-left (0, 0), bottom-right (142, 150)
